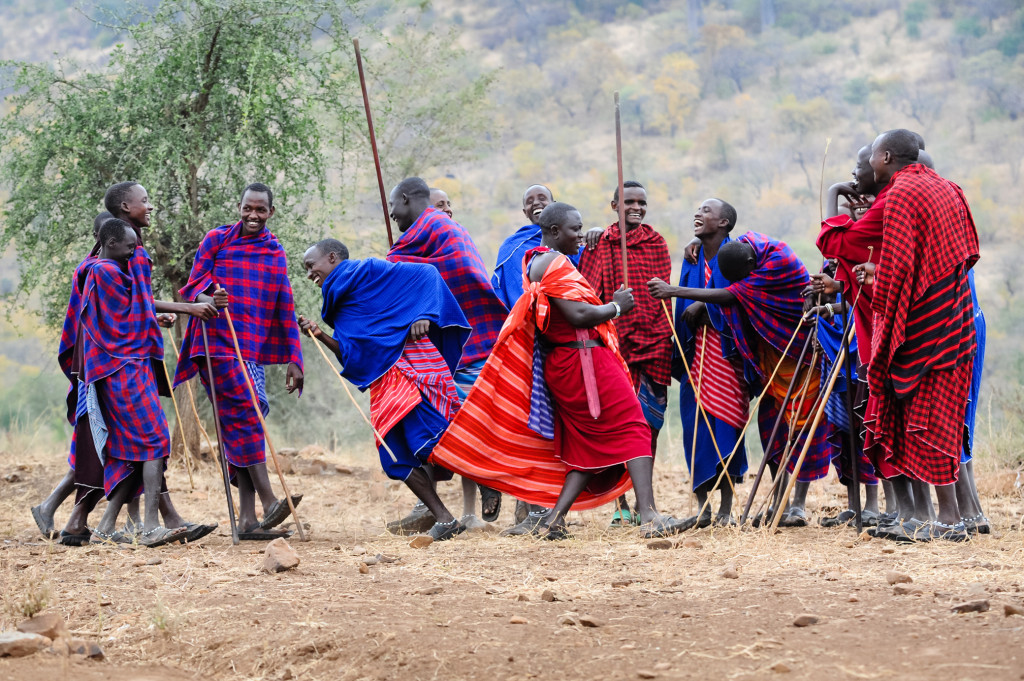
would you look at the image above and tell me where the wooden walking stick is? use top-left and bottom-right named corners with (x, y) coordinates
top-left (688, 318), bottom-right (808, 525)
top-left (688, 326), bottom-right (706, 514)
top-left (768, 322), bottom-right (853, 533)
top-left (166, 332), bottom-right (217, 458)
top-left (614, 91), bottom-right (629, 287)
top-left (222, 308), bottom-right (307, 542)
top-left (199, 322), bottom-right (239, 545)
top-left (764, 348), bottom-right (819, 523)
top-left (738, 328), bottom-right (816, 524)
top-left (353, 37), bottom-right (394, 248)
top-left (839, 244), bottom-right (872, 533)
top-left (306, 328), bottom-right (399, 463)
top-left (660, 302), bottom-right (736, 497)
top-left (158, 355), bottom-right (195, 490)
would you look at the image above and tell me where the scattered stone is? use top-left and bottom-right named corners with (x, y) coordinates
top-left (848, 595), bottom-right (859, 603)
top-left (334, 465), bottom-right (354, 475)
top-left (881, 547), bottom-right (895, 554)
top-left (363, 553), bottom-right (400, 566)
top-left (843, 542), bottom-right (855, 549)
top-left (823, 572), bottom-right (839, 581)
top-left (298, 444), bottom-right (328, 459)
top-left (621, 643), bottom-right (636, 650)
top-left (771, 662), bottom-right (791, 674)
top-left (858, 531), bottom-right (872, 542)
top-left (17, 613), bottom-right (67, 641)
top-left (0, 632), bottom-right (51, 657)
top-left (721, 565), bottom-right (740, 580)
top-left (541, 589), bottom-right (556, 602)
top-left (647, 539), bottom-right (673, 550)
top-left (416, 586), bottom-right (444, 596)
top-left (56, 638), bottom-right (103, 660)
top-left (893, 584), bottom-right (923, 596)
top-left (792, 614), bottom-right (819, 627)
top-left (4, 472), bottom-right (22, 483)
top-left (1003, 603), bottom-right (1024, 617)
top-left (262, 537), bottom-right (300, 573)
top-left (509, 616), bottom-right (528, 625)
top-left (358, 563), bottom-right (369, 575)
top-left (351, 546), bottom-right (366, 556)
top-left (146, 557), bottom-right (162, 566)
top-left (485, 586), bottom-right (506, 595)
top-left (680, 538), bottom-right (702, 549)
top-left (578, 615), bottom-right (604, 628)
top-left (544, 575), bottom-right (558, 582)
top-left (612, 579), bottom-right (634, 588)
top-left (409, 535), bottom-right (433, 549)
top-left (637, 670), bottom-right (658, 679)
top-left (654, 662), bottom-right (671, 671)
top-left (886, 571), bottom-right (912, 585)
top-left (951, 599), bottom-right (990, 614)
top-left (516, 593), bottom-right (530, 602)
top-left (557, 614), bottom-right (579, 626)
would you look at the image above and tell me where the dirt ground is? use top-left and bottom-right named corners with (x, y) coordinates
top-left (1, 449), bottom-right (1023, 681)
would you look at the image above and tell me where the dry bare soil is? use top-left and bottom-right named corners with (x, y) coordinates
top-left (1, 449), bottom-right (1023, 681)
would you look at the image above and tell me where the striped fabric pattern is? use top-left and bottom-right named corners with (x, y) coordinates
top-left (692, 262), bottom-right (748, 430)
top-left (430, 252), bottom-right (634, 509)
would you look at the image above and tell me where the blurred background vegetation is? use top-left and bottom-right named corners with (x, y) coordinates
top-left (1, 0), bottom-right (1022, 472)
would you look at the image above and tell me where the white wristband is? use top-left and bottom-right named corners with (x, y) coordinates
top-left (612, 302), bottom-right (622, 319)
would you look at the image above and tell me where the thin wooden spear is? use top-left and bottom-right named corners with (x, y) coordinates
top-left (222, 309), bottom-right (307, 542)
top-left (157, 355), bottom-right (195, 490)
top-left (689, 326), bottom-right (706, 515)
top-left (353, 38), bottom-right (394, 248)
top-left (614, 92), bottom-right (629, 287)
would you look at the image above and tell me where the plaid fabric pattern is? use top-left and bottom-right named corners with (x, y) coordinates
top-left (864, 165), bottom-right (980, 485)
top-left (578, 223), bottom-right (673, 385)
top-left (78, 260), bottom-right (164, 385)
top-left (58, 255), bottom-right (98, 380)
top-left (388, 208), bottom-right (508, 365)
top-left (198, 357), bottom-right (268, 473)
top-left (174, 222), bottom-right (303, 386)
top-left (719, 233), bottom-right (811, 373)
top-left (637, 374), bottom-right (668, 431)
top-left (97, 359), bottom-right (170, 495)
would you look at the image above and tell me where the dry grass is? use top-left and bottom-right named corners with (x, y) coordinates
top-left (1, 443), bottom-right (1022, 681)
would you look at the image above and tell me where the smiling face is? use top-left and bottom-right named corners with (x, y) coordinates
top-left (121, 184), bottom-right (153, 229)
top-left (693, 198), bottom-right (727, 239)
top-left (430, 189), bottom-right (452, 218)
top-left (303, 245), bottom-right (341, 289)
top-left (852, 145), bottom-right (876, 194)
top-left (522, 185), bottom-right (553, 225)
top-left (612, 187), bottom-right (647, 231)
top-left (547, 210), bottom-right (584, 256)
top-left (239, 189), bottom-right (274, 236)
top-left (106, 226), bottom-right (138, 266)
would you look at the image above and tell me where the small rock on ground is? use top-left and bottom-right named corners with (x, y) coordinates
top-left (16, 613), bottom-right (66, 640)
top-left (646, 539), bottom-right (672, 550)
top-left (886, 571), bottom-right (912, 585)
top-left (721, 565), bottom-right (739, 579)
top-left (578, 615), bottom-right (604, 628)
top-left (951, 599), bottom-right (989, 614)
top-left (771, 662), bottom-right (791, 673)
top-left (0, 632), bottom-right (51, 658)
top-left (262, 537), bottom-right (300, 573)
top-left (637, 671), bottom-right (658, 679)
top-left (509, 616), bottom-right (528, 625)
top-left (1004, 603), bottom-right (1024, 617)
top-left (409, 535), bottom-right (433, 549)
top-left (893, 584), bottom-right (923, 596)
top-left (793, 614), bottom-right (819, 627)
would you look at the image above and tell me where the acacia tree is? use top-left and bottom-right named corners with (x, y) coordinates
top-left (0, 0), bottom-right (494, 450)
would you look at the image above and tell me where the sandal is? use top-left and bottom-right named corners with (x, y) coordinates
top-left (238, 528), bottom-right (294, 541)
top-left (90, 528), bottom-right (133, 546)
top-left (713, 513), bottom-right (737, 527)
top-left (178, 522), bottom-right (218, 543)
top-left (639, 515), bottom-right (688, 539)
top-left (777, 508), bottom-right (809, 528)
top-left (819, 509), bottom-right (857, 528)
top-left (543, 525), bottom-right (571, 541)
top-left (931, 520), bottom-right (970, 542)
top-left (31, 505), bottom-right (57, 540)
top-left (479, 486), bottom-right (502, 523)
top-left (259, 494), bottom-right (303, 530)
top-left (609, 508), bottom-right (637, 528)
top-left (138, 526), bottom-right (187, 548)
top-left (426, 519), bottom-right (466, 541)
top-left (58, 530), bottom-right (93, 547)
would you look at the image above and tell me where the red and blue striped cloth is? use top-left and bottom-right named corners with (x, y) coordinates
top-left (714, 232), bottom-right (812, 374)
top-left (388, 208), bottom-right (507, 366)
top-left (78, 259), bottom-right (170, 494)
top-left (173, 222), bottom-right (303, 386)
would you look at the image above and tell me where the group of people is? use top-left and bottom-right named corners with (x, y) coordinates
top-left (30, 126), bottom-right (986, 547)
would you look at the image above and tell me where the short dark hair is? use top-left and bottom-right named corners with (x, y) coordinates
top-left (104, 181), bottom-right (140, 218)
top-left (713, 198), bottom-right (738, 232)
top-left (310, 238), bottom-right (349, 260)
top-left (522, 184), bottom-right (554, 204)
top-left (98, 218), bottom-right (133, 246)
top-left (878, 129), bottom-right (921, 164)
top-left (394, 177), bottom-right (431, 200)
top-left (241, 182), bottom-right (274, 208)
top-left (93, 211), bottom-right (114, 235)
top-left (612, 180), bottom-right (645, 203)
top-left (717, 241), bottom-right (756, 282)
top-left (910, 130), bottom-right (926, 150)
top-left (538, 202), bottom-right (579, 231)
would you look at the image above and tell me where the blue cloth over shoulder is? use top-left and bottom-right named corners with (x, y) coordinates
top-left (320, 258), bottom-right (471, 390)
top-left (492, 224), bottom-right (580, 309)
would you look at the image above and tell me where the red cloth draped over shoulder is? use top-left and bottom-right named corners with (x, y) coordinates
top-left (430, 251), bottom-right (634, 509)
top-left (816, 183), bottom-right (889, 366)
top-left (578, 223), bottom-right (672, 385)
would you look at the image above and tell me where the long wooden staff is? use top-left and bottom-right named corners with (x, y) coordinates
top-left (199, 322), bottom-right (239, 545)
top-left (306, 329), bottom-right (398, 463)
top-left (738, 329), bottom-right (816, 524)
top-left (688, 326), bottom-right (706, 514)
top-left (222, 309), bottom-right (307, 542)
top-left (614, 91), bottom-right (628, 287)
top-left (768, 321), bottom-right (853, 533)
top-left (157, 355), bottom-right (195, 490)
top-left (353, 38), bottom-right (394, 248)
top-left (166, 333), bottom-right (217, 458)
top-left (660, 302), bottom-right (735, 497)
top-left (839, 245), bottom-right (872, 533)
